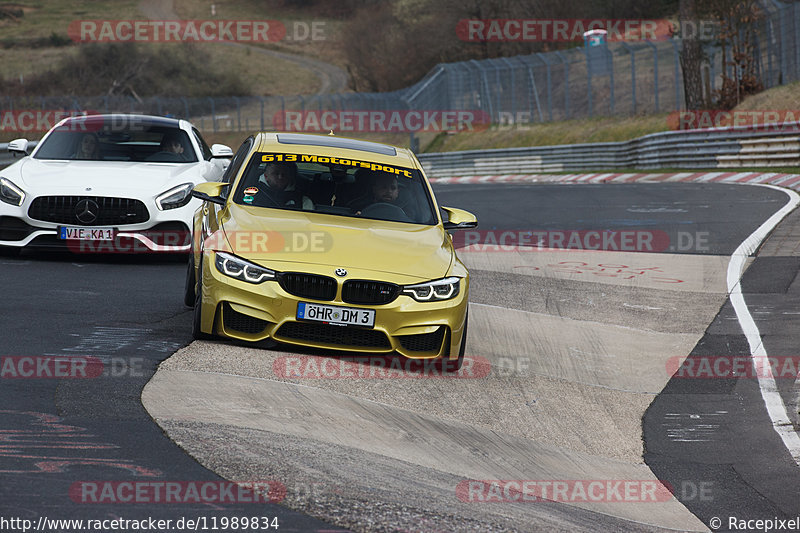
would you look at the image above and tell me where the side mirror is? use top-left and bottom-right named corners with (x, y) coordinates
top-left (210, 144), bottom-right (234, 159)
top-left (441, 206), bottom-right (478, 230)
top-left (8, 138), bottom-right (29, 156)
top-left (192, 182), bottom-right (229, 206)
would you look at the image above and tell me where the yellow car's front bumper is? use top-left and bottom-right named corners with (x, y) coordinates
top-left (197, 252), bottom-right (468, 361)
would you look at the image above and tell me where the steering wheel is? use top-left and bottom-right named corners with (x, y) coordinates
top-left (359, 202), bottom-right (411, 222)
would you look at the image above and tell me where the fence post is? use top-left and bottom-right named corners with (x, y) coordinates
top-left (234, 97), bottom-right (241, 131)
top-left (779, 4), bottom-right (787, 85)
top-left (646, 41), bottom-right (659, 112)
top-left (555, 51), bottom-right (569, 119)
top-left (536, 53), bottom-right (553, 121)
top-left (470, 59), bottom-right (494, 123)
top-left (795, 3), bottom-right (799, 82)
top-left (608, 46), bottom-right (615, 114)
top-left (260, 96), bottom-right (266, 131)
top-left (207, 97), bottom-right (216, 133)
top-left (493, 60), bottom-right (503, 122)
top-left (581, 47), bottom-right (593, 117)
top-left (518, 56), bottom-right (543, 123)
top-left (671, 40), bottom-right (681, 110)
top-left (621, 42), bottom-right (636, 115)
top-left (501, 57), bottom-right (516, 122)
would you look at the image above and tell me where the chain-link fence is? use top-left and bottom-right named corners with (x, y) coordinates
top-left (2, 0), bottom-right (800, 136)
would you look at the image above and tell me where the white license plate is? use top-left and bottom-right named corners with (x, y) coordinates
top-left (58, 226), bottom-right (115, 241)
top-left (297, 302), bottom-right (375, 327)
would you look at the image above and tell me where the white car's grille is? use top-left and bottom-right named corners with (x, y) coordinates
top-left (28, 196), bottom-right (150, 226)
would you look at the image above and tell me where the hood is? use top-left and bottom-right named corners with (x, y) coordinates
top-left (218, 203), bottom-right (454, 282)
top-left (11, 158), bottom-right (204, 197)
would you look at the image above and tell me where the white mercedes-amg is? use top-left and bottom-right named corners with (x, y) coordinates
top-left (0, 114), bottom-right (232, 254)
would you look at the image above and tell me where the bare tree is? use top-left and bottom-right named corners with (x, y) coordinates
top-left (680, 0), bottom-right (707, 109)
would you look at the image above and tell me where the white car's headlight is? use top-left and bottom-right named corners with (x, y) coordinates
top-left (156, 182), bottom-right (194, 210)
top-left (402, 277), bottom-right (461, 302)
top-left (215, 252), bottom-right (276, 284)
top-left (0, 178), bottom-right (25, 207)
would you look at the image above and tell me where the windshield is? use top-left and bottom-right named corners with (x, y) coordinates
top-left (33, 125), bottom-right (198, 163)
top-left (233, 152), bottom-right (437, 225)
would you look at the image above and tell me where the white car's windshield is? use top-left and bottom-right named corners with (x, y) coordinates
top-left (233, 152), bottom-right (437, 225)
top-left (33, 125), bottom-right (198, 163)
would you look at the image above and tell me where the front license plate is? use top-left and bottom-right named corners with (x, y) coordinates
top-left (297, 302), bottom-right (375, 328)
top-left (58, 226), bottom-right (115, 241)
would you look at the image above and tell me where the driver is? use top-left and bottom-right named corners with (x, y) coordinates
top-left (255, 161), bottom-right (313, 210)
top-left (146, 131), bottom-right (188, 162)
top-left (348, 171), bottom-right (399, 213)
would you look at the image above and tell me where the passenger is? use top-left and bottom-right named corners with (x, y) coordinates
top-left (255, 161), bottom-right (313, 210)
top-left (74, 133), bottom-right (100, 160)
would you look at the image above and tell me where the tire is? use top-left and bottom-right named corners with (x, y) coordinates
top-left (191, 255), bottom-right (214, 340)
top-left (184, 253), bottom-right (196, 308)
top-left (444, 311), bottom-right (468, 372)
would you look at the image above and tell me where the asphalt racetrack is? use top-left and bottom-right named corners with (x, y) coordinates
top-left (2, 182), bottom-right (800, 532)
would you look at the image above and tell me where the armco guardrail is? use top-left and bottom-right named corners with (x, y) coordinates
top-left (417, 124), bottom-right (800, 177)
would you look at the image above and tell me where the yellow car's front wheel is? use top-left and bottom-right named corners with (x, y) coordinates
top-left (192, 255), bottom-right (215, 340)
top-left (443, 310), bottom-right (467, 371)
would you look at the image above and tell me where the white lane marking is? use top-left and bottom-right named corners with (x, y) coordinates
top-left (623, 303), bottom-right (664, 311)
top-left (728, 183), bottom-right (800, 466)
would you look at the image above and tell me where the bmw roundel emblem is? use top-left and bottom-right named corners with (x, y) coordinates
top-left (335, 268), bottom-right (347, 277)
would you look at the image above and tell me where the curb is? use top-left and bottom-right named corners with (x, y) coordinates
top-left (429, 172), bottom-right (800, 190)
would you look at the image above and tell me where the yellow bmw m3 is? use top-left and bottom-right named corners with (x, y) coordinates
top-left (185, 132), bottom-right (477, 369)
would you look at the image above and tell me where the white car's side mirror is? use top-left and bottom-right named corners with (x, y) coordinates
top-left (8, 138), bottom-right (29, 156)
top-left (210, 144), bottom-right (233, 159)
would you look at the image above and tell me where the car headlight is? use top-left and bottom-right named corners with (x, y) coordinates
top-left (402, 277), bottom-right (461, 302)
top-left (156, 182), bottom-right (194, 210)
top-left (215, 252), bottom-right (276, 284)
top-left (0, 178), bottom-right (25, 207)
